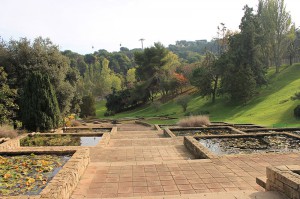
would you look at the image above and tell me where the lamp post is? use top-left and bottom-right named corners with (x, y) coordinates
top-left (139, 38), bottom-right (145, 50)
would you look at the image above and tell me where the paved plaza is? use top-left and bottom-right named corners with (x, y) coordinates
top-left (71, 123), bottom-right (300, 198)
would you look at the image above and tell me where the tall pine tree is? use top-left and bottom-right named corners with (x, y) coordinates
top-left (21, 72), bottom-right (60, 131)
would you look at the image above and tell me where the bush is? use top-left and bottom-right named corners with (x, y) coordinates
top-left (176, 95), bottom-right (191, 112)
top-left (151, 101), bottom-right (162, 112)
top-left (0, 125), bottom-right (18, 138)
top-left (177, 115), bottom-right (211, 127)
top-left (71, 120), bottom-right (81, 127)
top-left (291, 92), bottom-right (300, 101)
top-left (80, 94), bottom-right (96, 118)
top-left (104, 111), bottom-right (115, 117)
top-left (294, 105), bottom-right (300, 118)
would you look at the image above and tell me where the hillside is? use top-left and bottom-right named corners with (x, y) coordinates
top-left (96, 63), bottom-right (300, 127)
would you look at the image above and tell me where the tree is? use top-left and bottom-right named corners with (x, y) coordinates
top-left (259, 0), bottom-right (294, 73)
top-left (21, 72), bottom-right (60, 131)
top-left (191, 51), bottom-right (219, 103)
top-left (0, 67), bottom-right (18, 124)
top-left (126, 68), bottom-right (137, 88)
top-left (3, 37), bottom-right (76, 115)
top-left (80, 93), bottom-right (96, 118)
top-left (176, 95), bottom-right (191, 112)
top-left (134, 43), bottom-right (170, 100)
top-left (221, 5), bottom-right (265, 103)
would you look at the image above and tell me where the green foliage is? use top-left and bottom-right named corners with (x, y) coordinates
top-left (291, 92), bottom-right (300, 101)
top-left (2, 37), bottom-right (77, 116)
top-left (21, 72), bottom-right (60, 132)
top-left (151, 101), bottom-right (162, 112)
top-left (135, 43), bottom-right (169, 100)
top-left (221, 6), bottom-right (265, 103)
top-left (176, 95), bottom-right (191, 112)
top-left (191, 52), bottom-right (216, 98)
top-left (80, 93), bottom-right (96, 118)
top-left (98, 63), bottom-right (300, 127)
top-left (105, 86), bottom-right (149, 114)
top-left (0, 67), bottom-right (18, 124)
top-left (294, 105), bottom-right (300, 118)
top-left (258, 0), bottom-right (294, 72)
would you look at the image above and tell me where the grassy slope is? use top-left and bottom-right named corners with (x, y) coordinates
top-left (96, 63), bottom-right (300, 127)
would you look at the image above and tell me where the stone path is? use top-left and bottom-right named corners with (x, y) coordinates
top-left (71, 123), bottom-right (300, 199)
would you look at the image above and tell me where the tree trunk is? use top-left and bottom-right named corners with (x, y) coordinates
top-left (212, 75), bottom-right (219, 103)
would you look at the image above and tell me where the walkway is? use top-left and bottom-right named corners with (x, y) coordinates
top-left (71, 123), bottom-right (300, 198)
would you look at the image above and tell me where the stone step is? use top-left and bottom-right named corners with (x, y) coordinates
top-left (256, 176), bottom-right (267, 189)
top-left (107, 138), bottom-right (183, 147)
top-left (98, 190), bottom-right (287, 199)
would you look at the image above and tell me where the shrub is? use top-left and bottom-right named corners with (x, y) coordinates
top-left (291, 92), bottom-right (300, 101)
top-left (177, 115), bottom-right (211, 127)
top-left (0, 125), bottom-right (18, 138)
top-left (294, 105), bottom-right (300, 118)
top-left (104, 111), bottom-right (115, 117)
top-left (176, 95), bottom-right (191, 112)
top-left (71, 120), bottom-right (81, 127)
top-left (80, 93), bottom-right (96, 118)
top-left (151, 101), bottom-right (162, 112)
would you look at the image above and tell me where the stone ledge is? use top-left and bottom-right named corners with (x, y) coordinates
top-left (261, 165), bottom-right (300, 199)
top-left (164, 128), bottom-right (176, 138)
top-left (184, 136), bottom-right (217, 159)
top-left (1, 148), bottom-right (90, 199)
top-left (0, 134), bottom-right (26, 150)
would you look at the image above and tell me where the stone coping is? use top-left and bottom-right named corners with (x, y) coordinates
top-left (184, 132), bottom-right (300, 160)
top-left (0, 134), bottom-right (24, 150)
top-left (184, 136), bottom-right (217, 159)
top-left (166, 126), bottom-right (246, 137)
top-left (244, 127), bottom-right (300, 133)
top-left (263, 165), bottom-right (300, 199)
top-left (1, 148), bottom-right (90, 199)
top-left (1, 132), bottom-right (112, 149)
top-left (154, 124), bottom-right (162, 131)
top-left (163, 128), bottom-right (176, 138)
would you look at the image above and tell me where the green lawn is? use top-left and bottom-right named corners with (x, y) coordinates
top-left (96, 63), bottom-right (300, 127)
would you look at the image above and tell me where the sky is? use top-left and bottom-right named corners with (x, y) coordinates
top-left (1, 0), bottom-right (299, 54)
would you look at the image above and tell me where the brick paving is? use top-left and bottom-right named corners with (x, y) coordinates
top-left (70, 123), bottom-right (299, 198)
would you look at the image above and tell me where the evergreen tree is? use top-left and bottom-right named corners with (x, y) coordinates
top-left (80, 93), bottom-right (96, 118)
top-left (0, 67), bottom-right (18, 124)
top-left (221, 6), bottom-right (265, 103)
top-left (21, 72), bottom-right (60, 131)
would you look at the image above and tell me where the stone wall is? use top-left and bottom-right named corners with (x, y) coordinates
top-left (265, 165), bottom-right (300, 199)
top-left (2, 148), bottom-right (90, 199)
top-left (183, 136), bottom-right (217, 159)
top-left (0, 134), bottom-right (26, 150)
top-left (164, 128), bottom-right (176, 138)
top-left (98, 132), bottom-right (111, 146)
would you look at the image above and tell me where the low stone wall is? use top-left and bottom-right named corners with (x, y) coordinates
top-left (228, 126), bottom-right (247, 134)
top-left (135, 120), bottom-right (154, 128)
top-left (2, 148), bottom-right (90, 199)
top-left (98, 132), bottom-right (111, 146)
top-left (264, 165), bottom-right (300, 199)
top-left (154, 124), bottom-right (162, 131)
top-left (184, 136), bottom-right (217, 159)
top-left (0, 134), bottom-right (26, 150)
top-left (164, 128), bottom-right (176, 138)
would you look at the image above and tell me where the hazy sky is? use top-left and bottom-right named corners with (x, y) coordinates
top-left (1, 0), bottom-right (299, 54)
